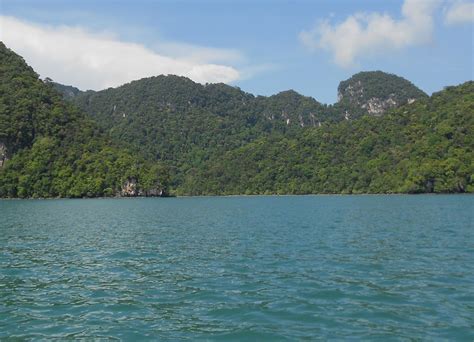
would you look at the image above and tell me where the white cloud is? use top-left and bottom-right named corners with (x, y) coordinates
top-left (444, 1), bottom-right (474, 25)
top-left (299, 0), bottom-right (441, 68)
top-left (153, 42), bottom-right (244, 64)
top-left (0, 16), bottom-right (242, 90)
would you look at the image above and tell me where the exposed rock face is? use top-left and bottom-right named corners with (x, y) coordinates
top-left (0, 142), bottom-right (7, 168)
top-left (121, 177), bottom-right (138, 197)
top-left (361, 95), bottom-right (398, 116)
top-left (120, 177), bottom-right (166, 197)
top-left (260, 90), bottom-right (326, 128)
top-left (337, 71), bottom-right (427, 117)
top-left (337, 80), bottom-right (362, 103)
top-left (141, 188), bottom-right (164, 197)
top-left (338, 81), bottom-right (406, 116)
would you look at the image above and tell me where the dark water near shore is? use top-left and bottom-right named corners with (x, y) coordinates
top-left (0, 196), bottom-right (473, 340)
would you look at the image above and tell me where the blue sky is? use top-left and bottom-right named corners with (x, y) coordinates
top-left (1, 0), bottom-right (473, 103)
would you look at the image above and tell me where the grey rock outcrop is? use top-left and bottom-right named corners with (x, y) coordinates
top-left (0, 142), bottom-right (7, 168)
top-left (337, 71), bottom-right (427, 118)
top-left (119, 177), bottom-right (166, 197)
top-left (141, 188), bottom-right (164, 197)
top-left (121, 177), bottom-right (139, 197)
top-left (338, 81), bottom-right (410, 116)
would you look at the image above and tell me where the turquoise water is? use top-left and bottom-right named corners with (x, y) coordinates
top-left (0, 196), bottom-right (473, 340)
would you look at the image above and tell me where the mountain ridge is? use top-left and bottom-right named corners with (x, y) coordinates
top-left (180, 81), bottom-right (473, 194)
top-left (1, 41), bottom-right (472, 196)
top-left (53, 70), bottom-right (428, 118)
top-left (58, 69), bottom-right (429, 187)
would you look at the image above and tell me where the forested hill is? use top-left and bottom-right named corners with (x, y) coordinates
top-left (50, 80), bottom-right (82, 99)
top-left (62, 71), bottom-right (427, 134)
top-left (0, 42), bottom-right (169, 198)
top-left (1, 42), bottom-right (472, 196)
top-left (180, 82), bottom-right (473, 195)
top-left (336, 71), bottom-right (428, 118)
top-left (59, 70), bottom-right (428, 187)
top-left (58, 71), bottom-right (427, 125)
top-left (62, 70), bottom-right (471, 195)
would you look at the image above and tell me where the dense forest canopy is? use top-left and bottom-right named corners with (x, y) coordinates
top-left (1, 41), bottom-right (472, 197)
top-left (338, 71), bottom-right (428, 105)
top-left (63, 70), bottom-right (430, 188)
top-left (180, 82), bottom-right (473, 195)
top-left (0, 42), bottom-right (169, 198)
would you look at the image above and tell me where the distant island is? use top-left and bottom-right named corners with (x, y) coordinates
top-left (0, 42), bottom-right (472, 198)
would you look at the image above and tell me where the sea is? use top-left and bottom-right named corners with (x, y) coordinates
top-left (1, 195), bottom-right (473, 340)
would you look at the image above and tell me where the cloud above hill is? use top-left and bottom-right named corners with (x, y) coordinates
top-left (0, 16), bottom-right (242, 90)
top-left (444, 1), bottom-right (474, 25)
top-left (299, 0), bottom-right (471, 68)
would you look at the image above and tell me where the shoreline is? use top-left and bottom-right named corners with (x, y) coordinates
top-left (0, 192), bottom-right (472, 200)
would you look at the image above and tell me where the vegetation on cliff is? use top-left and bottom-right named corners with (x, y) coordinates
top-left (66, 71), bottom-right (427, 188)
top-left (66, 68), bottom-right (471, 195)
top-left (0, 42), bottom-right (169, 198)
top-left (1, 42), bottom-right (472, 197)
top-left (179, 82), bottom-right (473, 195)
top-left (336, 71), bottom-right (428, 118)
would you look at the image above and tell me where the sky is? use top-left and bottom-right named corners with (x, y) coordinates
top-left (0, 0), bottom-right (473, 103)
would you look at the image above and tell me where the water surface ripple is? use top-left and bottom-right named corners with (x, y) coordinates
top-left (0, 196), bottom-right (473, 340)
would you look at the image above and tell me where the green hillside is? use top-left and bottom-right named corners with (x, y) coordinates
top-left (336, 71), bottom-right (428, 117)
top-left (68, 76), bottom-right (330, 186)
top-left (181, 82), bottom-right (473, 195)
top-left (0, 42), bottom-right (169, 198)
top-left (66, 70), bottom-right (428, 188)
top-left (1, 42), bottom-right (472, 197)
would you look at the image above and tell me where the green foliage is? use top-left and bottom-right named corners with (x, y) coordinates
top-left (336, 71), bottom-right (428, 118)
top-left (178, 82), bottom-right (474, 195)
top-left (68, 68), bottom-right (470, 195)
top-left (69, 76), bottom-right (333, 181)
top-left (1, 42), bottom-right (471, 197)
top-left (0, 42), bottom-right (169, 198)
top-left (50, 81), bottom-right (82, 99)
top-left (338, 71), bottom-right (428, 105)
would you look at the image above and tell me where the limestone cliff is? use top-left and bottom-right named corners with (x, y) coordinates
top-left (337, 71), bottom-right (427, 118)
top-left (120, 177), bottom-right (139, 197)
top-left (0, 142), bottom-right (7, 168)
top-left (120, 177), bottom-right (166, 197)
